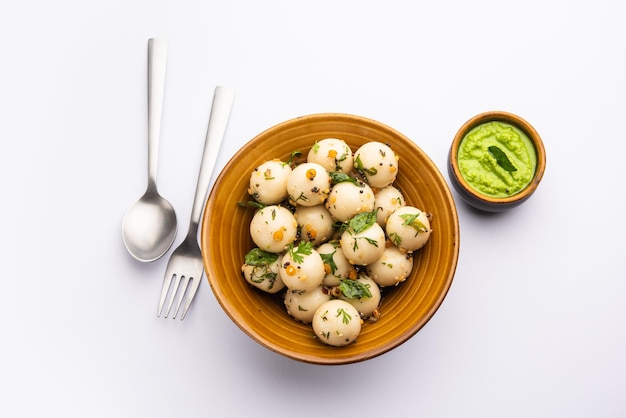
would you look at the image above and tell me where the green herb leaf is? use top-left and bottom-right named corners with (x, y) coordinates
top-left (354, 154), bottom-right (377, 176)
top-left (330, 172), bottom-right (359, 186)
top-left (238, 201), bottom-right (266, 209)
top-left (348, 211), bottom-right (378, 234)
top-left (286, 150), bottom-right (302, 166)
top-left (244, 248), bottom-right (279, 266)
top-left (399, 212), bottom-right (428, 233)
top-left (339, 279), bottom-right (372, 299)
top-left (288, 241), bottom-right (314, 264)
top-left (334, 149), bottom-right (348, 171)
top-left (336, 307), bottom-right (352, 324)
top-left (488, 145), bottom-right (517, 172)
top-left (389, 232), bottom-right (402, 246)
top-left (362, 237), bottom-right (379, 247)
top-left (320, 251), bottom-right (338, 274)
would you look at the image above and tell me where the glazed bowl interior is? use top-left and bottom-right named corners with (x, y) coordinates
top-left (448, 111), bottom-right (546, 211)
top-left (202, 113), bottom-right (459, 365)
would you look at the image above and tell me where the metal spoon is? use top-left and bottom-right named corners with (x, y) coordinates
top-left (122, 38), bottom-right (177, 262)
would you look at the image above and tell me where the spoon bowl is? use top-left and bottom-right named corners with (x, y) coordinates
top-left (122, 189), bottom-right (177, 262)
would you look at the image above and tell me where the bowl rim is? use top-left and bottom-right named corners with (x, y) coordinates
top-left (449, 110), bottom-right (546, 206)
top-left (202, 112), bottom-right (460, 364)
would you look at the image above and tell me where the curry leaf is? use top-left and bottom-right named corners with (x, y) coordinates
top-left (488, 145), bottom-right (517, 172)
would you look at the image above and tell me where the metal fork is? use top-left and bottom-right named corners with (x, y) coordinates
top-left (157, 86), bottom-right (235, 320)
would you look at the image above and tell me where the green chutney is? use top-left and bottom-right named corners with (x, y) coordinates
top-left (457, 121), bottom-right (537, 198)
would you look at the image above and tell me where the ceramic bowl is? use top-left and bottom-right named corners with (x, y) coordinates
top-left (202, 113), bottom-right (459, 365)
top-left (447, 111), bottom-right (546, 212)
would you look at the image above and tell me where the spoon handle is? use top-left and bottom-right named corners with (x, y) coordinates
top-left (147, 38), bottom-right (168, 190)
top-left (188, 86), bottom-right (235, 236)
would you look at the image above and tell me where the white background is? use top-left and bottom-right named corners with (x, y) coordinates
top-left (3, 0), bottom-right (625, 417)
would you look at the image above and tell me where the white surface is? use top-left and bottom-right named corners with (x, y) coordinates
top-left (4, 1), bottom-right (625, 417)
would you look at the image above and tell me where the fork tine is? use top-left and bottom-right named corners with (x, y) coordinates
top-left (179, 273), bottom-right (203, 320)
top-left (171, 275), bottom-right (190, 319)
top-left (164, 274), bottom-right (182, 318)
top-left (157, 273), bottom-right (175, 317)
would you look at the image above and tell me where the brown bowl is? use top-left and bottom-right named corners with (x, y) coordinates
top-left (202, 113), bottom-right (460, 364)
top-left (448, 111), bottom-right (546, 212)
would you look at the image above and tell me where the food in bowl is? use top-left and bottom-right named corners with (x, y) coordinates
top-left (202, 113), bottom-right (459, 364)
top-left (456, 121), bottom-right (537, 198)
top-left (240, 139), bottom-right (433, 347)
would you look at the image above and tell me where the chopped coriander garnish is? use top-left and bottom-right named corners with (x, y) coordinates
top-left (288, 241), bottom-right (314, 263)
top-left (339, 279), bottom-right (372, 299)
top-left (348, 211), bottom-right (377, 234)
top-left (336, 307), bottom-right (352, 324)
top-left (330, 171), bottom-right (359, 186)
top-left (354, 154), bottom-right (377, 176)
top-left (320, 251), bottom-right (338, 274)
top-left (244, 248), bottom-right (279, 266)
top-left (399, 212), bottom-right (428, 233)
top-left (237, 201), bottom-right (266, 209)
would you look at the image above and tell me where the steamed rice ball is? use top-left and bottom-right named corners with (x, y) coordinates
top-left (307, 138), bottom-right (354, 173)
top-left (284, 286), bottom-right (331, 323)
top-left (386, 206), bottom-right (432, 252)
top-left (325, 181), bottom-right (375, 222)
top-left (374, 185), bottom-right (405, 227)
top-left (340, 217), bottom-right (386, 265)
top-left (366, 245), bottom-right (414, 287)
top-left (279, 243), bottom-right (325, 292)
top-left (250, 205), bottom-right (298, 253)
top-left (354, 141), bottom-right (398, 188)
top-left (241, 249), bottom-right (285, 294)
top-left (340, 275), bottom-right (381, 319)
top-left (248, 159), bottom-right (292, 204)
top-left (287, 162), bottom-right (331, 207)
top-left (312, 299), bottom-right (362, 347)
top-left (294, 205), bottom-right (335, 245)
top-left (316, 241), bottom-right (355, 287)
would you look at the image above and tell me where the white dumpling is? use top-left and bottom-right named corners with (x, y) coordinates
top-left (312, 299), bottom-right (362, 346)
top-left (307, 138), bottom-right (354, 173)
top-left (340, 220), bottom-right (386, 266)
top-left (284, 286), bottom-right (331, 324)
top-left (341, 275), bottom-right (382, 319)
top-left (241, 251), bottom-right (285, 294)
top-left (325, 181), bottom-right (375, 222)
top-left (316, 241), bottom-right (355, 287)
top-left (279, 243), bottom-right (325, 292)
top-left (386, 206), bottom-right (432, 252)
top-left (248, 159), bottom-right (292, 204)
top-left (249, 205), bottom-right (298, 253)
top-left (374, 185), bottom-right (405, 227)
top-left (354, 141), bottom-right (398, 188)
top-left (366, 245), bottom-right (414, 287)
top-left (287, 162), bottom-right (331, 207)
top-left (294, 205), bottom-right (335, 245)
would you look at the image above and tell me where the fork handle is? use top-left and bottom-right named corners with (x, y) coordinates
top-left (188, 86), bottom-right (235, 236)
